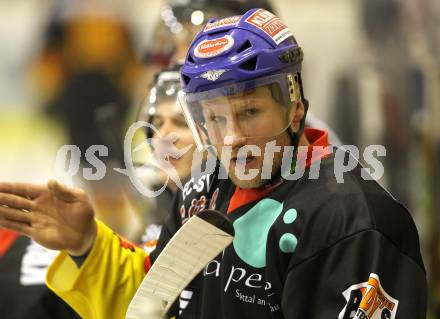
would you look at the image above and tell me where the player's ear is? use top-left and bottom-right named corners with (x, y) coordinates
top-left (290, 101), bottom-right (305, 132)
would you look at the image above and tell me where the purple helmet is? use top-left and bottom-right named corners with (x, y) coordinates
top-left (181, 8), bottom-right (303, 93)
top-left (178, 8), bottom-right (306, 150)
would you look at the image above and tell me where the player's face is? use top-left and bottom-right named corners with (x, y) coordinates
top-left (201, 87), bottom-right (295, 188)
top-left (152, 100), bottom-right (195, 182)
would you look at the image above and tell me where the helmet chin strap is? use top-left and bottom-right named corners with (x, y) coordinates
top-left (260, 98), bottom-right (308, 187)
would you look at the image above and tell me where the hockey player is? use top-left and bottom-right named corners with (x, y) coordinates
top-left (0, 8), bottom-right (427, 319)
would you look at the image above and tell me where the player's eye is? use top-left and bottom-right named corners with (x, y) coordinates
top-left (173, 116), bottom-right (188, 128)
top-left (152, 117), bottom-right (164, 128)
top-left (209, 115), bottom-right (226, 125)
top-left (240, 107), bottom-right (260, 118)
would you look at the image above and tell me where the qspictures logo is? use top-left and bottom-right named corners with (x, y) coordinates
top-left (339, 273), bottom-right (399, 319)
top-left (54, 121), bottom-right (387, 198)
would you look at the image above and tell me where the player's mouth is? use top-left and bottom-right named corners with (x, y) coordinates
top-left (232, 155), bottom-right (258, 169)
top-left (168, 157), bottom-right (179, 165)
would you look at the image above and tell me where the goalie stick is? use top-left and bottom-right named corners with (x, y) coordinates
top-left (125, 209), bottom-right (234, 319)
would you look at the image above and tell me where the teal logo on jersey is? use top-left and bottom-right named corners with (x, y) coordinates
top-left (233, 198), bottom-right (298, 268)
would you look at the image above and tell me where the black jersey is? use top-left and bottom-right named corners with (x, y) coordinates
top-left (0, 233), bottom-right (80, 319)
top-left (151, 129), bottom-right (427, 319)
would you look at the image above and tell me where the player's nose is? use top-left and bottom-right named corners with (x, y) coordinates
top-left (223, 121), bottom-right (246, 148)
top-left (159, 120), bottom-right (177, 140)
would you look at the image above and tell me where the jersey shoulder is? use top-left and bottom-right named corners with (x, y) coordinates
top-left (277, 155), bottom-right (422, 266)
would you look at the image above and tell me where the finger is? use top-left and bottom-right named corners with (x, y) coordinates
top-left (0, 193), bottom-right (34, 210)
top-left (0, 205), bottom-right (34, 224)
top-left (0, 182), bottom-right (44, 199)
top-left (48, 180), bottom-right (84, 203)
top-left (0, 219), bottom-right (32, 237)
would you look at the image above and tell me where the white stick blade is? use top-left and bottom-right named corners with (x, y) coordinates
top-left (126, 211), bottom-right (234, 319)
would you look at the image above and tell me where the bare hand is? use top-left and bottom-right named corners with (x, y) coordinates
top-left (0, 180), bottom-right (96, 256)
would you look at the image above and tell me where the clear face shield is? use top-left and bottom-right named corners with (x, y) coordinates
top-left (178, 73), bottom-right (301, 151)
top-left (137, 70), bottom-right (183, 138)
top-left (133, 70), bottom-right (195, 193)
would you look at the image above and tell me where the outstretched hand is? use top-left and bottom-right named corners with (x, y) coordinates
top-left (0, 180), bottom-right (96, 256)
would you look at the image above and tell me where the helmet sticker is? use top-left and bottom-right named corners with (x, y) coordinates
top-left (203, 15), bottom-right (242, 32)
top-left (198, 69), bottom-right (229, 82)
top-left (245, 9), bottom-right (293, 45)
top-left (194, 35), bottom-right (235, 59)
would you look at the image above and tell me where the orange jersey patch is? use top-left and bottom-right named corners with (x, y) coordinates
top-left (339, 273), bottom-right (399, 319)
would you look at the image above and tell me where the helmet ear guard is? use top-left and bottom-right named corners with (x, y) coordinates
top-left (285, 71), bottom-right (308, 151)
top-left (294, 71), bottom-right (309, 132)
top-left (268, 72), bottom-right (301, 108)
top-left (287, 72), bottom-right (304, 147)
top-left (287, 73), bottom-right (301, 103)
